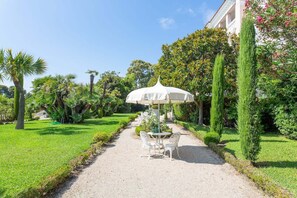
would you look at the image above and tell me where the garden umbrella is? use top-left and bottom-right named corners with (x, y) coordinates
top-left (126, 77), bottom-right (194, 132)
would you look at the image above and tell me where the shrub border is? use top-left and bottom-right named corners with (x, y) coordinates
top-left (175, 120), bottom-right (293, 198)
top-left (16, 115), bottom-right (137, 198)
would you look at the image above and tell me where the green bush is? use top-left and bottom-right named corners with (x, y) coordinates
top-left (93, 132), bottom-right (110, 143)
top-left (119, 120), bottom-right (128, 128)
top-left (161, 121), bottom-right (172, 132)
top-left (173, 104), bottom-right (189, 121)
top-left (204, 132), bottom-right (220, 145)
top-left (135, 126), bottom-right (143, 136)
top-left (274, 105), bottom-right (297, 140)
top-left (97, 109), bottom-right (103, 118)
top-left (128, 115), bottom-right (137, 121)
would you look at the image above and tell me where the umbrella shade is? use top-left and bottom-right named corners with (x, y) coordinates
top-left (126, 79), bottom-right (194, 105)
top-left (126, 77), bottom-right (194, 133)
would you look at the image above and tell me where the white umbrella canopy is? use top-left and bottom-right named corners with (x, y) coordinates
top-left (126, 78), bottom-right (194, 105)
top-left (126, 77), bottom-right (194, 132)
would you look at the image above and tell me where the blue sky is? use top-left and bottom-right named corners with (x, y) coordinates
top-left (0, 0), bottom-right (222, 91)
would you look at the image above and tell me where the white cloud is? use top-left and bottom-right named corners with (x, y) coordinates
top-left (177, 8), bottom-right (196, 16)
top-left (159, 17), bottom-right (175, 29)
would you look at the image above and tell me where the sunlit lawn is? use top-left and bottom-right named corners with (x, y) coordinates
top-left (0, 114), bottom-right (133, 197)
top-left (177, 121), bottom-right (297, 196)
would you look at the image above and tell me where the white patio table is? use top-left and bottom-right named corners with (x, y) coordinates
top-left (147, 132), bottom-right (171, 151)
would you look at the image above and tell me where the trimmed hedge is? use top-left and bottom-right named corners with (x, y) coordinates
top-left (204, 132), bottom-right (220, 145)
top-left (16, 114), bottom-right (137, 197)
top-left (175, 120), bottom-right (293, 198)
top-left (93, 132), bottom-right (110, 143)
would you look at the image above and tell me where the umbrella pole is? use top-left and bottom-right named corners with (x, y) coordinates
top-left (158, 102), bottom-right (160, 133)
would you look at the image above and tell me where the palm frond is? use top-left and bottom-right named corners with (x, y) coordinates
top-left (31, 58), bottom-right (47, 75)
top-left (86, 70), bottom-right (99, 76)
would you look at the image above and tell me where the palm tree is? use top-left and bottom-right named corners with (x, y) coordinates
top-left (86, 70), bottom-right (99, 96)
top-left (0, 49), bottom-right (47, 129)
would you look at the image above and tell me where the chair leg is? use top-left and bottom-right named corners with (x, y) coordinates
top-left (176, 147), bottom-right (181, 159)
top-left (148, 147), bottom-right (151, 160)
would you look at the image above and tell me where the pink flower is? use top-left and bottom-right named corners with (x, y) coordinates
top-left (285, 20), bottom-right (290, 27)
top-left (245, 0), bottom-right (250, 7)
top-left (287, 12), bottom-right (292, 16)
top-left (257, 16), bottom-right (264, 23)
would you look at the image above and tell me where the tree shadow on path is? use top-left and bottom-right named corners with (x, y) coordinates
top-left (175, 145), bottom-right (224, 165)
top-left (256, 161), bottom-right (297, 169)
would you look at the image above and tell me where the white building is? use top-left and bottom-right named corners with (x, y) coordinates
top-left (206, 0), bottom-right (245, 34)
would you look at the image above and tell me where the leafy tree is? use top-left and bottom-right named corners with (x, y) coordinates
top-left (0, 94), bottom-right (13, 121)
top-left (210, 54), bottom-right (225, 136)
top-left (237, 16), bottom-right (261, 162)
top-left (0, 49), bottom-right (46, 129)
top-left (246, 0), bottom-right (297, 139)
top-left (0, 85), bottom-right (14, 98)
top-left (127, 60), bottom-right (154, 88)
top-left (96, 71), bottom-right (122, 116)
top-left (116, 74), bottom-right (137, 113)
top-left (155, 28), bottom-right (238, 125)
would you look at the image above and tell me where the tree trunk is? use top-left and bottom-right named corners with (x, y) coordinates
top-left (14, 86), bottom-right (19, 120)
top-left (14, 75), bottom-right (23, 120)
top-left (90, 74), bottom-right (94, 96)
top-left (15, 86), bottom-right (25, 129)
top-left (198, 101), bottom-right (203, 125)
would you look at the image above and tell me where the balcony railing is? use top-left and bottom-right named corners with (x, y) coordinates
top-left (227, 19), bottom-right (236, 33)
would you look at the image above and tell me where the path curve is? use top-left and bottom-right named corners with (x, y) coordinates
top-left (55, 121), bottom-right (266, 198)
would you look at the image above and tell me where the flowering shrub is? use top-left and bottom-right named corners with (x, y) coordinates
top-left (245, 0), bottom-right (297, 71)
top-left (246, 0), bottom-right (297, 139)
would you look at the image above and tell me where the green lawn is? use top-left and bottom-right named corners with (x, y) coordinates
top-left (177, 121), bottom-right (297, 196)
top-left (0, 114), bottom-right (133, 197)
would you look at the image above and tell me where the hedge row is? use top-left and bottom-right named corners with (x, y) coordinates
top-left (16, 114), bottom-right (138, 197)
top-left (175, 120), bottom-right (293, 198)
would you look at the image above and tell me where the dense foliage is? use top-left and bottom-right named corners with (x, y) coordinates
top-left (0, 85), bottom-right (14, 98)
top-left (246, 0), bottom-right (297, 139)
top-left (30, 75), bottom-right (95, 123)
top-left (127, 60), bottom-right (154, 88)
top-left (28, 70), bottom-right (137, 123)
top-left (237, 16), bottom-right (261, 162)
top-left (0, 85), bottom-right (14, 122)
top-left (210, 54), bottom-right (225, 136)
top-left (0, 94), bottom-right (13, 121)
top-left (155, 28), bottom-right (238, 125)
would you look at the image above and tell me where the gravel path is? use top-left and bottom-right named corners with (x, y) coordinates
top-left (55, 121), bottom-right (266, 198)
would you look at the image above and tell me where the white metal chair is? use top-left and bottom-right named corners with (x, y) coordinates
top-left (164, 132), bottom-right (181, 161)
top-left (140, 131), bottom-right (158, 159)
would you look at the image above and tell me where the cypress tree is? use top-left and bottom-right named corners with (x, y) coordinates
top-left (237, 16), bottom-right (260, 162)
top-left (210, 54), bottom-right (225, 136)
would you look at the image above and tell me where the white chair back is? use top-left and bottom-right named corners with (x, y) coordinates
top-left (169, 132), bottom-right (181, 146)
top-left (140, 131), bottom-right (150, 147)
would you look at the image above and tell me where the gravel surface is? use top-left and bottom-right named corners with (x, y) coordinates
top-left (55, 120), bottom-right (266, 198)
